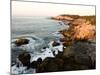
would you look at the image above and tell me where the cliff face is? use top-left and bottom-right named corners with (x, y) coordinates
top-left (71, 18), bottom-right (95, 41)
top-left (72, 21), bottom-right (95, 41)
top-left (48, 14), bottom-right (96, 72)
top-left (54, 15), bottom-right (96, 42)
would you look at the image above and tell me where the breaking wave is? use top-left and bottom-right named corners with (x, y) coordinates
top-left (11, 35), bottom-right (64, 74)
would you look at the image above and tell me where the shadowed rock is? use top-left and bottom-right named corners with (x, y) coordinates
top-left (73, 42), bottom-right (96, 69)
top-left (35, 57), bottom-right (64, 73)
top-left (34, 42), bottom-right (95, 73)
top-left (52, 41), bottom-right (60, 47)
top-left (18, 52), bottom-right (31, 67)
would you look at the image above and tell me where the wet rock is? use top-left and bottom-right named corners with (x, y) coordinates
top-left (15, 38), bottom-right (29, 46)
top-left (18, 52), bottom-right (31, 67)
top-left (37, 58), bottom-right (42, 64)
top-left (31, 61), bottom-right (37, 68)
top-left (42, 47), bottom-right (47, 49)
top-left (52, 41), bottom-right (60, 47)
top-left (11, 49), bottom-right (27, 65)
top-left (31, 58), bottom-right (42, 69)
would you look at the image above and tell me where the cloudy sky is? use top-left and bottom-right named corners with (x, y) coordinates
top-left (12, 0), bottom-right (95, 16)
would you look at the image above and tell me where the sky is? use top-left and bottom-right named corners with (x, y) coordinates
top-left (12, 0), bottom-right (95, 16)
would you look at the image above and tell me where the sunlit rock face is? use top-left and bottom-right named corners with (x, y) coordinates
top-left (72, 18), bottom-right (87, 25)
top-left (73, 24), bottom-right (95, 41)
top-left (71, 19), bottom-right (96, 41)
top-left (53, 15), bottom-right (74, 21)
top-left (57, 16), bottom-right (96, 42)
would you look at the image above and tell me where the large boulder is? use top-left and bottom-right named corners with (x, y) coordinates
top-left (15, 38), bottom-right (29, 46)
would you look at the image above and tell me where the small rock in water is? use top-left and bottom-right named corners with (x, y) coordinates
top-left (15, 38), bottom-right (29, 46)
top-left (52, 41), bottom-right (60, 46)
top-left (43, 47), bottom-right (47, 49)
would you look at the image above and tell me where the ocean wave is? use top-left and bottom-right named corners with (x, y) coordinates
top-left (11, 35), bottom-right (64, 74)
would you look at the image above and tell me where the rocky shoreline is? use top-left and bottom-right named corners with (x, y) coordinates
top-left (33, 14), bottom-right (96, 72)
top-left (12, 15), bottom-right (96, 74)
top-left (52, 14), bottom-right (96, 70)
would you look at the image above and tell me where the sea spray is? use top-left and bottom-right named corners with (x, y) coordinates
top-left (11, 36), bottom-right (64, 74)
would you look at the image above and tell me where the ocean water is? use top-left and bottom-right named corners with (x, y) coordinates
top-left (11, 16), bottom-right (69, 74)
top-left (12, 16), bottom-right (68, 39)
